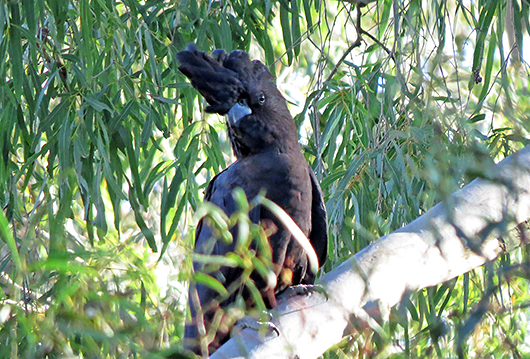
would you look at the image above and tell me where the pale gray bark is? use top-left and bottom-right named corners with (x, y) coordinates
top-left (211, 145), bottom-right (530, 359)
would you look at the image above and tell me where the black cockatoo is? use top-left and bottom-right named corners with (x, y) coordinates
top-left (176, 44), bottom-right (328, 355)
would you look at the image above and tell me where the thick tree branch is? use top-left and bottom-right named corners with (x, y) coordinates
top-left (211, 145), bottom-right (530, 359)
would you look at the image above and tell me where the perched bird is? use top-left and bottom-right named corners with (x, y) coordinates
top-left (177, 44), bottom-right (328, 355)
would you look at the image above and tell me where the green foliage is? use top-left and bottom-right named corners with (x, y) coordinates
top-left (0, 0), bottom-right (529, 358)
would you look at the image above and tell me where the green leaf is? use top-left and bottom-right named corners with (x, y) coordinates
top-left (259, 196), bottom-right (319, 273)
top-left (194, 272), bottom-right (229, 297)
top-left (291, 0), bottom-right (301, 57)
top-left (84, 94), bottom-right (112, 113)
top-left (143, 23), bottom-right (161, 88)
top-left (468, 114), bottom-right (486, 123)
top-left (79, 0), bottom-right (94, 76)
top-left (469, 1), bottom-right (497, 90)
top-left (129, 186), bottom-right (158, 252)
top-left (303, 0), bottom-right (313, 29)
top-left (220, 15), bottom-right (232, 51)
top-left (8, 2), bottom-right (23, 99)
top-left (280, 1), bottom-right (293, 65)
top-left (192, 253), bottom-right (239, 268)
top-left (0, 209), bottom-right (22, 274)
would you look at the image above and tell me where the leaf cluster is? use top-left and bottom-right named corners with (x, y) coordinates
top-left (0, 0), bottom-right (529, 358)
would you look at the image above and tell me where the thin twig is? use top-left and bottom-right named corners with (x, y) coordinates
top-left (312, 5), bottom-right (364, 106)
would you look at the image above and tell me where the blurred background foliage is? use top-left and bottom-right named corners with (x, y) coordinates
top-left (0, 0), bottom-right (529, 358)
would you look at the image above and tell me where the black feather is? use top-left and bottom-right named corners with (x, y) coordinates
top-left (177, 44), bottom-right (328, 355)
top-left (176, 44), bottom-right (242, 115)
